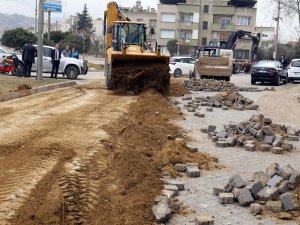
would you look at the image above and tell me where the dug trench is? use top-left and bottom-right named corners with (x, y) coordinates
top-left (6, 81), bottom-right (219, 225)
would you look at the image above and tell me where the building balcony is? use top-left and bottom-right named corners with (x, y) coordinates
top-left (213, 6), bottom-right (235, 15)
top-left (212, 23), bottom-right (234, 32)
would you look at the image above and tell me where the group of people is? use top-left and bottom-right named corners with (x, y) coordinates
top-left (20, 42), bottom-right (80, 79)
top-left (62, 45), bottom-right (80, 59)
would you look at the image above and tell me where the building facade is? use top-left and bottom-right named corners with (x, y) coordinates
top-left (255, 26), bottom-right (275, 50)
top-left (120, 1), bottom-right (157, 48)
top-left (157, 0), bottom-right (257, 55)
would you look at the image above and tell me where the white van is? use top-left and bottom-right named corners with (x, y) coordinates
top-left (288, 59), bottom-right (300, 83)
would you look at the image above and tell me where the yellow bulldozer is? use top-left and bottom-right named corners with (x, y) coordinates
top-left (103, 2), bottom-right (170, 93)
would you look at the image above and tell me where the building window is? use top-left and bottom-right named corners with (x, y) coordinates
top-left (237, 16), bottom-right (252, 26)
top-left (149, 19), bottom-right (157, 27)
top-left (180, 31), bottom-right (192, 40)
top-left (160, 30), bottom-right (175, 39)
top-left (161, 13), bottom-right (176, 23)
top-left (137, 18), bottom-right (143, 22)
top-left (204, 5), bottom-right (209, 13)
top-left (220, 17), bottom-right (231, 29)
top-left (202, 37), bottom-right (207, 45)
top-left (181, 14), bottom-right (193, 22)
top-left (203, 21), bottom-right (208, 30)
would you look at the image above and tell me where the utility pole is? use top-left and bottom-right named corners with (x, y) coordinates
top-left (35, 0), bottom-right (38, 34)
top-left (274, 0), bottom-right (281, 61)
top-left (48, 11), bottom-right (51, 41)
top-left (37, 0), bottom-right (44, 80)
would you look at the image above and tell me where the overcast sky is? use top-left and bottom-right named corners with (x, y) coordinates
top-left (0, 0), bottom-right (298, 42)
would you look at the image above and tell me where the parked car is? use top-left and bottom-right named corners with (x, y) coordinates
top-left (0, 46), bottom-right (13, 60)
top-left (288, 59), bottom-right (300, 83)
top-left (169, 56), bottom-right (196, 77)
top-left (31, 45), bottom-right (88, 79)
top-left (251, 60), bottom-right (288, 85)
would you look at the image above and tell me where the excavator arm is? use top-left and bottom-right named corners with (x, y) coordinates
top-left (226, 30), bottom-right (261, 60)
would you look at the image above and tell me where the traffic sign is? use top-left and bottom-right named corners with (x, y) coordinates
top-left (44, 0), bottom-right (62, 13)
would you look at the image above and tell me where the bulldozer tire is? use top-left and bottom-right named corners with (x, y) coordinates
top-left (105, 63), bottom-right (113, 90)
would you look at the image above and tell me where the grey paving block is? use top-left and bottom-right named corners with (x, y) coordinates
top-left (238, 188), bottom-right (254, 206)
top-left (280, 192), bottom-right (300, 211)
top-left (186, 166), bottom-right (201, 178)
top-left (152, 202), bottom-right (172, 223)
top-left (219, 192), bottom-right (235, 204)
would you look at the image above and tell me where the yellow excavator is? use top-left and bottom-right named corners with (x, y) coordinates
top-left (103, 2), bottom-right (170, 93)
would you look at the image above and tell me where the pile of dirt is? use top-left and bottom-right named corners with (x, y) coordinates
top-left (167, 80), bottom-right (190, 97)
top-left (94, 88), bottom-right (219, 225)
top-left (183, 79), bottom-right (275, 92)
top-left (110, 62), bottom-right (170, 94)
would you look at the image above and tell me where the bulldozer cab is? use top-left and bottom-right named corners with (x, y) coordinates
top-left (112, 22), bottom-right (146, 51)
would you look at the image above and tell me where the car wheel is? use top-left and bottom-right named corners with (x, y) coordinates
top-left (251, 78), bottom-right (256, 85)
top-left (275, 75), bottom-right (281, 86)
top-left (65, 65), bottom-right (79, 79)
top-left (174, 69), bottom-right (182, 77)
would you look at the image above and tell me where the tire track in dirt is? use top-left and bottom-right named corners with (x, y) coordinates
top-left (0, 80), bottom-right (136, 225)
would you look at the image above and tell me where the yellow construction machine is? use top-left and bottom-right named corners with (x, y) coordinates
top-left (103, 2), bottom-right (170, 93)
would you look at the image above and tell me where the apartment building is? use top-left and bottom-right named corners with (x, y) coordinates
top-left (255, 26), bottom-right (275, 50)
top-left (157, 0), bottom-right (200, 54)
top-left (119, 1), bottom-right (157, 48)
top-left (157, 0), bottom-right (257, 54)
top-left (200, 0), bottom-right (257, 45)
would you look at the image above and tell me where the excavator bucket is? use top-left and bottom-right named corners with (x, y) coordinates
top-left (106, 52), bottom-right (170, 94)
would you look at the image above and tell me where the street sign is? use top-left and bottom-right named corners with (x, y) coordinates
top-left (44, 0), bottom-right (62, 13)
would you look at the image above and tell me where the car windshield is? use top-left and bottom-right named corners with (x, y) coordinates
top-left (291, 60), bottom-right (300, 67)
top-left (254, 61), bottom-right (276, 68)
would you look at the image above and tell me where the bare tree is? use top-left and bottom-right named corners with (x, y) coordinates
top-left (280, 0), bottom-right (300, 26)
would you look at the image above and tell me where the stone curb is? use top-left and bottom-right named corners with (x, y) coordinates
top-left (0, 81), bottom-right (77, 102)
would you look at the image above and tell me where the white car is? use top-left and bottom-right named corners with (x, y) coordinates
top-left (169, 56), bottom-right (197, 77)
top-left (31, 45), bottom-right (88, 79)
top-left (0, 46), bottom-right (14, 60)
top-left (288, 59), bottom-right (300, 83)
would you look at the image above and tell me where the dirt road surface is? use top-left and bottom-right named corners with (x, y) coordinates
top-left (0, 80), bottom-right (136, 224)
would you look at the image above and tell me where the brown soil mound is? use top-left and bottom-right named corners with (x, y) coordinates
top-left (92, 88), bottom-right (219, 225)
top-left (168, 80), bottom-right (190, 97)
top-left (111, 62), bottom-right (170, 94)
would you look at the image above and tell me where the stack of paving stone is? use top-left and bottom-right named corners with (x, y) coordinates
top-left (202, 114), bottom-right (300, 153)
top-left (182, 79), bottom-right (275, 92)
top-left (214, 163), bottom-right (300, 220)
top-left (152, 180), bottom-right (185, 223)
top-left (194, 92), bottom-right (259, 111)
top-left (174, 163), bottom-right (201, 178)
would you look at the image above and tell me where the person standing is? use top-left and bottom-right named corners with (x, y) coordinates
top-left (50, 44), bottom-right (61, 79)
top-left (62, 45), bottom-right (71, 57)
top-left (280, 55), bottom-right (288, 69)
top-left (71, 48), bottom-right (79, 59)
top-left (22, 40), bottom-right (37, 77)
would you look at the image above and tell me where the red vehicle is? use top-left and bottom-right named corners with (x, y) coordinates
top-left (0, 54), bottom-right (23, 76)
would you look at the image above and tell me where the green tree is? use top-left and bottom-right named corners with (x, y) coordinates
top-left (74, 3), bottom-right (94, 35)
top-left (1, 28), bottom-right (37, 49)
top-left (61, 33), bottom-right (91, 53)
top-left (44, 31), bottom-right (71, 44)
top-left (167, 39), bottom-right (177, 56)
